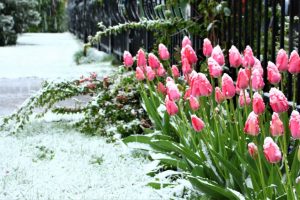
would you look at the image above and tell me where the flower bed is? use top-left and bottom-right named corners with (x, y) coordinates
top-left (123, 36), bottom-right (300, 199)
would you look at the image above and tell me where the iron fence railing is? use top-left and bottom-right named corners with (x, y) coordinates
top-left (68, 0), bottom-right (300, 105)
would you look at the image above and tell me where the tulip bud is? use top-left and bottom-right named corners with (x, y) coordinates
top-left (191, 115), bottom-right (205, 132)
top-left (203, 38), bottom-right (213, 57)
top-left (248, 142), bottom-right (258, 159)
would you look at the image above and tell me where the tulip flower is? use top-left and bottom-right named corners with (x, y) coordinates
top-left (215, 87), bottom-right (225, 104)
top-left (263, 137), bottom-right (282, 164)
top-left (248, 142), bottom-right (258, 158)
top-left (190, 73), bottom-right (212, 97)
top-left (252, 92), bottom-right (265, 115)
top-left (239, 90), bottom-right (251, 107)
top-left (211, 45), bottom-right (225, 66)
top-left (166, 82), bottom-right (181, 101)
top-left (182, 57), bottom-right (192, 75)
top-left (267, 61), bottom-right (281, 84)
top-left (222, 73), bottom-right (235, 99)
top-left (148, 53), bottom-right (160, 69)
top-left (251, 69), bottom-right (265, 91)
top-left (165, 96), bottom-right (178, 116)
top-left (158, 43), bottom-right (170, 60)
top-left (288, 50), bottom-right (300, 74)
top-left (253, 58), bottom-right (264, 76)
top-left (208, 57), bottom-right (223, 78)
top-left (123, 51), bottom-right (134, 68)
top-left (276, 49), bottom-right (289, 71)
top-left (189, 96), bottom-right (200, 111)
top-left (137, 49), bottom-right (147, 68)
top-left (236, 68), bottom-right (249, 89)
top-left (171, 65), bottom-right (180, 78)
top-left (269, 88), bottom-right (289, 113)
top-left (157, 64), bottom-right (166, 77)
top-left (146, 66), bottom-right (155, 81)
top-left (244, 111), bottom-right (260, 136)
top-left (157, 82), bottom-right (167, 95)
top-left (191, 115), bottom-right (205, 132)
top-left (184, 87), bottom-right (191, 100)
top-left (182, 36), bottom-right (192, 48)
top-left (243, 46), bottom-right (255, 67)
top-left (229, 45), bottom-right (242, 68)
top-left (289, 110), bottom-right (300, 139)
top-left (270, 112), bottom-right (284, 136)
top-left (203, 38), bottom-right (213, 57)
top-left (181, 45), bottom-right (198, 64)
top-left (135, 67), bottom-right (145, 81)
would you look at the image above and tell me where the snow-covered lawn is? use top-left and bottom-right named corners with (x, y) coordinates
top-left (0, 33), bottom-right (172, 199)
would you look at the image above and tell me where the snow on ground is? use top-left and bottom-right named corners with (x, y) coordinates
top-left (0, 33), bottom-right (172, 199)
top-left (0, 122), bottom-right (162, 200)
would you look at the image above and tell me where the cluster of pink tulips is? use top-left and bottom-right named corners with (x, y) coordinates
top-left (123, 36), bottom-right (300, 199)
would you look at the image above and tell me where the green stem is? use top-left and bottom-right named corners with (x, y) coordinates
top-left (254, 137), bottom-right (267, 199)
top-left (293, 75), bottom-right (297, 109)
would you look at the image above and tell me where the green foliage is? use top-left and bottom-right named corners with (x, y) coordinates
top-left (32, 0), bottom-right (67, 32)
top-left (0, 0), bottom-right (40, 46)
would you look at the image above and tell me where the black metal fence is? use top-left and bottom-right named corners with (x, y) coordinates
top-left (68, 0), bottom-right (300, 104)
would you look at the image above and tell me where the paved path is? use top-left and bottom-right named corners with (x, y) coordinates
top-left (0, 33), bottom-right (166, 199)
top-left (0, 33), bottom-right (113, 116)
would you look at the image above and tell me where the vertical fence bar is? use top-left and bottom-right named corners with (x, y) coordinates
top-left (238, 0), bottom-right (242, 50)
top-left (297, 0), bottom-right (300, 104)
top-left (288, 0), bottom-right (294, 100)
top-left (257, 0), bottom-right (262, 58)
top-left (271, 0), bottom-right (277, 62)
top-left (250, 0), bottom-right (254, 47)
top-left (244, 0), bottom-right (249, 46)
top-left (233, 0), bottom-right (237, 45)
top-left (263, 0), bottom-right (269, 90)
top-left (280, 0), bottom-right (285, 49)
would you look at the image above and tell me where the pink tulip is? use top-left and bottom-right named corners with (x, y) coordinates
top-left (248, 142), bottom-right (258, 158)
top-left (166, 77), bottom-right (175, 85)
top-left (181, 45), bottom-right (198, 64)
top-left (243, 46), bottom-right (255, 67)
top-left (267, 61), bottom-right (281, 84)
top-left (191, 115), bottom-right (205, 132)
top-left (158, 43), bottom-right (170, 60)
top-left (239, 90), bottom-right (251, 107)
top-left (157, 64), bottom-right (166, 77)
top-left (123, 51), bottom-right (134, 68)
top-left (157, 82), bottom-right (167, 95)
top-left (229, 45), bottom-right (242, 68)
top-left (276, 49), bottom-right (289, 71)
top-left (253, 58), bottom-right (264, 76)
top-left (182, 57), bottom-right (192, 75)
top-left (189, 96), bottom-right (200, 111)
top-left (182, 36), bottom-right (192, 48)
top-left (184, 87), bottom-right (191, 100)
top-left (137, 49), bottom-right (147, 68)
top-left (135, 67), bottom-right (145, 81)
top-left (208, 57), bottom-right (223, 78)
top-left (148, 53), bottom-right (160, 69)
top-left (146, 66), bottom-right (155, 81)
top-left (288, 50), bottom-right (300, 74)
top-left (165, 96), bottom-right (178, 116)
top-left (222, 73), bottom-right (235, 99)
top-left (211, 45), bottom-right (225, 66)
top-left (215, 87), bottom-right (225, 104)
top-left (166, 82), bottom-right (181, 101)
top-left (237, 68), bottom-right (249, 89)
top-left (190, 73), bottom-right (212, 97)
top-left (270, 112), bottom-right (284, 136)
top-left (269, 88), bottom-right (289, 113)
top-left (289, 110), bottom-right (300, 139)
top-left (172, 65), bottom-right (180, 78)
top-left (187, 70), bottom-right (197, 84)
top-left (244, 111), bottom-right (260, 136)
top-left (251, 69), bottom-right (265, 91)
top-left (203, 38), bottom-right (213, 57)
top-left (263, 137), bottom-right (282, 164)
top-left (253, 92), bottom-right (265, 115)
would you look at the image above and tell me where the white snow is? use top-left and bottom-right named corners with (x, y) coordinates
top-left (0, 122), bottom-right (162, 200)
top-left (0, 33), bottom-right (174, 199)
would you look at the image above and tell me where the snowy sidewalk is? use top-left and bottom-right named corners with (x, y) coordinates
top-left (0, 33), bottom-right (165, 199)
